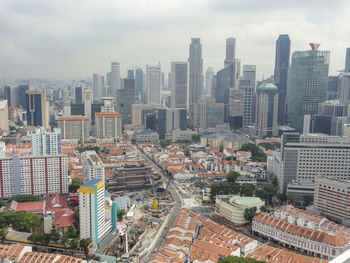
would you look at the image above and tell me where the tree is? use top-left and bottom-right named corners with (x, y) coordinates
top-left (244, 207), bottom-right (258, 222)
top-left (27, 231), bottom-right (43, 245)
top-left (256, 184), bottom-right (277, 203)
top-left (0, 228), bottom-right (7, 244)
top-left (260, 205), bottom-right (269, 213)
top-left (210, 182), bottom-right (241, 200)
top-left (69, 177), bottom-right (83, 193)
top-left (160, 140), bottom-right (171, 148)
top-left (91, 255), bottom-right (102, 261)
top-left (258, 142), bottom-right (275, 150)
top-left (8, 194), bottom-right (41, 202)
top-left (239, 143), bottom-right (267, 162)
top-left (0, 199), bottom-right (4, 208)
top-left (219, 256), bottom-right (266, 262)
top-left (117, 210), bottom-right (126, 221)
top-left (226, 171), bottom-right (240, 183)
top-left (50, 231), bottom-right (60, 243)
top-left (270, 173), bottom-right (278, 187)
top-left (303, 195), bottom-right (314, 206)
top-left (70, 238), bottom-right (79, 250)
top-left (131, 139), bottom-right (136, 145)
top-left (192, 134), bottom-right (201, 143)
top-left (219, 144), bottom-right (224, 152)
top-left (277, 193), bottom-right (287, 203)
top-left (79, 238), bottom-right (92, 258)
top-left (42, 233), bottom-right (52, 245)
top-left (66, 224), bottom-right (78, 238)
top-left (61, 235), bottom-right (69, 248)
top-left (287, 194), bottom-right (298, 204)
top-left (240, 184), bottom-right (255, 197)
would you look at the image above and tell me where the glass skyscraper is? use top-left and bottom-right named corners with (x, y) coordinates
top-left (287, 45), bottom-right (330, 132)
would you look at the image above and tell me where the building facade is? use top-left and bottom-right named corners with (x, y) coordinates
top-left (205, 67), bottom-right (214, 96)
top-left (75, 86), bottom-right (83, 104)
top-left (154, 108), bottom-right (187, 140)
top-left (26, 90), bottom-right (49, 129)
top-left (31, 127), bottom-right (61, 156)
top-left (192, 97), bottom-right (225, 129)
top-left (82, 151), bottom-right (105, 183)
top-left (110, 61), bottom-right (121, 97)
top-left (57, 116), bottom-right (90, 143)
top-left (0, 100), bottom-right (9, 131)
top-left (95, 112), bottom-right (122, 139)
top-left (188, 38), bottom-right (204, 105)
top-left (116, 79), bottom-right (135, 126)
top-left (93, 73), bottom-right (104, 101)
top-left (170, 62), bottom-right (189, 110)
top-left (345, 47), bottom-right (350, 73)
top-left (0, 155), bottom-right (68, 198)
top-left (146, 64), bottom-right (161, 104)
top-left (131, 104), bottom-right (165, 127)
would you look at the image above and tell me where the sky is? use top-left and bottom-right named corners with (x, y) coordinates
top-left (1, 0), bottom-right (350, 80)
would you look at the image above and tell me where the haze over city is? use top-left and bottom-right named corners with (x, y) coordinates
top-left (1, 0), bottom-right (350, 79)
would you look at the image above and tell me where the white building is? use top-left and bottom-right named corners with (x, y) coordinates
top-left (78, 179), bottom-right (114, 247)
top-left (146, 64), bottom-right (161, 105)
top-left (110, 61), bottom-right (120, 97)
top-left (0, 155), bottom-right (68, 198)
top-left (165, 129), bottom-right (193, 142)
top-left (0, 100), bottom-right (9, 131)
top-left (31, 127), bottom-right (61, 156)
top-left (134, 130), bottom-right (159, 143)
top-left (95, 112), bottom-right (122, 139)
top-left (82, 151), bottom-right (105, 183)
top-left (57, 116), bottom-right (90, 143)
top-left (170, 62), bottom-right (189, 110)
top-left (93, 73), bottom-right (104, 101)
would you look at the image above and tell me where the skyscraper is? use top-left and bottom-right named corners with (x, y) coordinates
top-left (239, 80), bottom-right (255, 129)
top-left (135, 67), bottom-right (144, 101)
top-left (146, 64), bottom-right (161, 104)
top-left (339, 73), bottom-right (350, 106)
top-left (26, 90), bottom-right (49, 129)
top-left (170, 62), bottom-right (189, 109)
top-left (188, 38), bottom-right (204, 105)
top-left (192, 97), bottom-right (225, 129)
top-left (127, 68), bottom-right (135, 79)
top-left (242, 65), bottom-right (256, 88)
top-left (225, 38), bottom-right (236, 67)
top-left (93, 73), bottom-right (104, 101)
top-left (18, 85), bottom-right (29, 108)
top-left (0, 100), bottom-right (9, 131)
top-left (274, 34), bottom-right (291, 125)
top-left (287, 44), bottom-right (330, 131)
top-left (154, 108), bottom-right (187, 139)
top-left (75, 86), bottom-right (83, 104)
top-left (116, 78), bottom-right (135, 125)
top-left (31, 127), bottom-right (61, 156)
top-left (205, 67), bottom-right (214, 96)
top-left (110, 61), bottom-right (120, 97)
top-left (345, 47), bottom-right (350, 73)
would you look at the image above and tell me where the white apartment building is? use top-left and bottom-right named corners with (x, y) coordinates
top-left (0, 100), bottom-right (9, 131)
top-left (82, 151), bottom-right (105, 183)
top-left (95, 112), bottom-right (122, 139)
top-left (146, 64), bottom-right (161, 105)
top-left (78, 179), bottom-right (113, 247)
top-left (252, 206), bottom-right (350, 260)
top-left (0, 155), bottom-right (68, 198)
top-left (280, 134), bottom-right (350, 193)
top-left (57, 116), bottom-right (90, 143)
top-left (31, 127), bottom-right (61, 156)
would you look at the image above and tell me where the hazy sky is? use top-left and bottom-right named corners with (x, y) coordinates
top-left (1, 0), bottom-right (350, 80)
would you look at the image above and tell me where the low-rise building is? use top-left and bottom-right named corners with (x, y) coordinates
top-left (200, 131), bottom-right (250, 150)
top-left (165, 129), bottom-right (193, 142)
top-left (134, 129), bottom-right (159, 143)
top-left (216, 195), bottom-right (265, 225)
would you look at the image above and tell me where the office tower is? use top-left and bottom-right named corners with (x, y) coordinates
top-left (0, 100), bottom-right (9, 131)
top-left (57, 116), bottom-right (90, 143)
top-left (31, 127), bottom-right (61, 156)
top-left (345, 48), bottom-right (350, 72)
top-left (26, 90), bottom-right (49, 129)
top-left (327, 76), bottom-right (339, 100)
top-left (5, 86), bottom-right (19, 107)
top-left (242, 65), bottom-right (256, 88)
top-left (95, 112), bottom-right (122, 139)
top-left (224, 38), bottom-right (236, 67)
top-left (287, 44), bottom-right (330, 132)
top-left (4, 86), bottom-right (11, 106)
top-left (339, 73), bottom-right (350, 106)
top-left (93, 74), bottom-right (104, 101)
top-left (75, 86), bottom-right (83, 104)
top-left (274, 35), bottom-right (291, 125)
top-left (91, 103), bottom-right (102, 126)
top-left (205, 67), bottom-right (214, 96)
top-left (0, 154), bottom-right (68, 198)
top-left (192, 97), bottom-right (225, 128)
top-left (303, 115), bottom-right (332, 135)
top-left (70, 103), bottom-right (84, 116)
top-left (161, 72), bottom-right (165, 90)
top-left (170, 62), bottom-right (189, 109)
top-left (110, 61), bottom-right (120, 97)
top-left (83, 89), bottom-right (93, 125)
top-left (78, 179), bottom-right (113, 247)
top-left (279, 134), bottom-right (350, 193)
top-left (318, 100), bottom-right (347, 116)
top-left (154, 108), bottom-right (187, 139)
top-left (188, 38), bottom-right (204, 105)
top-left (216, 63), bottom-right (234, 122)
top-left (131, 104), bottom-right (165, 127)
top-left (239, 80), bottom-right (255, 129)
top-left (234, 59), bottom-right (241, 89)
top-left (127, 68), bottom-right (135, 79)
top-left (82, 151), bottom-right (105, 183)
top-left (8, 107), bottom-right (19, 123)
top-left (116, 79), bottom-right (135, 125)
top-left (18, 85), bottom-right (29, 108)
top-left (135, 67), bottom-right (144, 101)
top-left (101, 97), bottom-right (115, 112)
top-left (228, 89), bottom-right (243, 129)
top-left (251, 83), bottom-right (279, 138)
top-left (146, 64), bottom-right (161, 104)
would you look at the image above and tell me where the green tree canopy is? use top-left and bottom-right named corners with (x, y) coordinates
top-left (27, 231), bottom-right (43, 245)
top-left (210, 182), bottom-right (241, 200)
top-left (66, 224), bottom-right (78, 238)
top-left (239, 143), bottom-right (267, 162)
top-left (0, 228), bottom-right (7, 244)
top-left (240, 183), bottom-right (255, 197)
top-left (244, 207), bottom-right (258, 222)
top-left (192, 134), bottom-right (201, 143)
top-left (256, 184), bottom-right (277, 203)
top-left (69, 177), bottom-right (83, 193)
top-left (219, 256), bottom-right (266, 262)
top-left (270, 173), bottom-right (278, 187)
top-left (226, 171), bottom-right (241, 183)
top-left (303, 195), bottom-right (314, 206)
top-left (70, 238), bottom-right (79, 250)
top-left (8, 194), bottom-right (41, 202)
top-left (79, 238), bottom-right (92, 258)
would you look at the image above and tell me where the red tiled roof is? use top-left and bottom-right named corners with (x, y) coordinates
top-left (45, 194), bottom-right (68, 212)
top-left (54, 209), bottom-right (75, 228)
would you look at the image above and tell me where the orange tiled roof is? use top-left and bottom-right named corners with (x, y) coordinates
top-left (95, 112), bottom-right (122, 118)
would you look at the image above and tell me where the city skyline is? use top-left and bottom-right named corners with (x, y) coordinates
top-left (0, 0), bottom-right (349, 79)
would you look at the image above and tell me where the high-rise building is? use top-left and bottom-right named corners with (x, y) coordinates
top-left (242, 65), bottom-right (256, 88)
top-left (83, 89), bottom-right (93, 125)
top-left (131, 104), bottom-right (165, 127)
top-left (135, 67), bottom-right (144, 101)
top-left (224, 38), bottom-right (236, 67)
top-left (26, 90), bottom-right (49, 129)
top-left (4, 86), bottom-right (11, 107)
top-left (239, 80), bottom-right (255, 129)
top-left (192, 97), bottom-right (225, 129)
top-left (31, 127), bottom-right (61, 156)
top-left (95, 112), bottom-right (122, 139)
top-left (93, 74), bottom-right (104, 101)
top-left (287, 44), bottom-right (330, 132)
top-left (274, 35), bottom-right (291, 125)
top-left (75, 86), bottom-right (83, 104)
top-left (154, 108), bottom-right (187, 139)
top-left (78, 179), bottom-right (114, 247)
top-left (216, 63), bottom-right (234, 123)
top-left (188, 38), bottom-right (204, 105)
top-left (116, 79), bottom-right (135, 126)
top-left (228, 88), bottom-right (243, 129)
top-left (0, 100), bottom-right (9, 131)
top-left (18, 85), bottom-right (29, 108)
top-left (234, 59), bottom-right (241, 89)
top-left (82, 151), bottom-right (105, 183)
top-left (127, 68), bottom-right (135, 79)
top-left (345, 47), bottom-right (350, 73)
top-left (205, 67), bottom-right (214, 96)
top-left (0, 154), bottom-right (68, 198)
top-left (170, 62), bottom-right (189, 110)
top-left (146, 64), bottom-right (161, 104)
top-left (57, 116), bottom-right (90, 143)
top-left (110, 61), bottom-right (120, 98)
top-left (252, 83), bottom-right (279, 138)
top-left (339, 73), bottom-right (350, 106)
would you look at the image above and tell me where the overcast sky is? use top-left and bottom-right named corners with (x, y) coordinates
top-left (1, 0), bottom-right (350, 80)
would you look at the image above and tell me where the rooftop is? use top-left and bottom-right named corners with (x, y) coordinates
top-left (81, 178), bottom-right (103, 187)
top-left (232, 196), bottom-right (263, 206)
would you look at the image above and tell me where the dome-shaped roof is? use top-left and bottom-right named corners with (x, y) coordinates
top-left (257, 82), bottom-right (278, 93)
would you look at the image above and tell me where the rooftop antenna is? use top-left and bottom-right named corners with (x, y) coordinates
top-left (309, 43), bottom-right (321, 50)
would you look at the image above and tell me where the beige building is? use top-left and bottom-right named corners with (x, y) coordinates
top-left (131, 104), bottom-right (165, 127)
top-left (57, 116), bottom-right (90, 143)
top-left (200, 131), bottom-right (250, 150)
top-left (95, 112), bottom-right (122, 139)
top-left (216, 195), bottom-right (264, 225)
top-left (0, 100), bottom-right (9, 131)
top-left (26, 90), bottom-right (49, 129)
